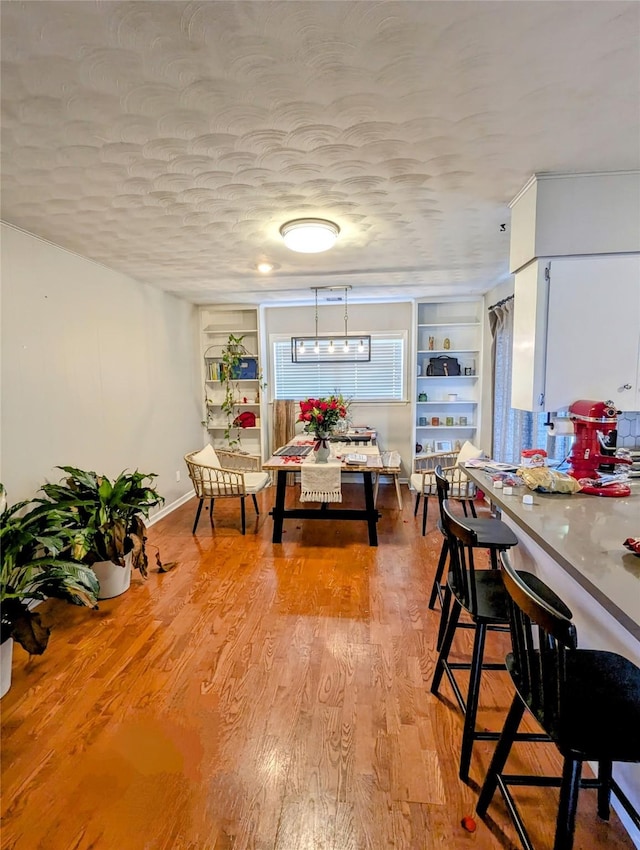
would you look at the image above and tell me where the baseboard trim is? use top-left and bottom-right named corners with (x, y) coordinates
top-left (148, 490), bottom-right (194, 526)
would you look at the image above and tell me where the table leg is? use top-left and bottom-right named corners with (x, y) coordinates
top-left (271, 469), bottom-right (287, 543)
top-left (363, 470), bottom-right (378, 546)
top-left (394, 473), bottom-right (404, 510)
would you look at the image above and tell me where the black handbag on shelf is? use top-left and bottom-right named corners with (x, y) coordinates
top-left (426, 355), bottom-right (461, 376)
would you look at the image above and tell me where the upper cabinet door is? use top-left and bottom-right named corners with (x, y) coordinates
top-left (544, 255), bottom-right (640, 412)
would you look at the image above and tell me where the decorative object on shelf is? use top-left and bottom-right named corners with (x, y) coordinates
top-left (459, 416), bottom-right (468, 426)
top-left (464, 367), bottom-right (474, 376)
top-left (426, 356), bottom-right (461, 376)
top-left (446, 416), bottom-right (454, 426)
top-left (428, 336), bottom-right (435, 350)
top-left (443, 337), bottom-right (451, 349)
top-left (418, 392), bottom-right (428, 401)
top-left (431, 417), bottom-right (440, 426)
top-left (416, 443), bottom-right (423, 454)
top-left (233, 411), bottom-right (256, 428)
top-left (291, 286), bottom-right (370, 363)
top-left (448, 393), bottom-right (458, 401)
top-left (280, 218), bottom-right (340, 253)
top-left (419, 417), bottom-right (427, 426)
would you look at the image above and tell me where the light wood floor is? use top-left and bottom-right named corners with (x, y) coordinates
top-left (1, 483), bottom-right (635, 850)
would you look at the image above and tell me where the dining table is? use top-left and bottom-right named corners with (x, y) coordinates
top-left (263, 434), bottom-right (383, 546)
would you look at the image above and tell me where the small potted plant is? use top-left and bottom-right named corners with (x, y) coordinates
top-left (0, 484), bottom-right (99, 697)
top-left (39, 466), bottom-right (164, 599)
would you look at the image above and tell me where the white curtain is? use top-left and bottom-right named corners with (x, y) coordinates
top-left (489, 299), bottom-right (571, 465)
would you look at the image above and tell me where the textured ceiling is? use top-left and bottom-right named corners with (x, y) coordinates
top-left (1, 1), bottom-right (639, 304)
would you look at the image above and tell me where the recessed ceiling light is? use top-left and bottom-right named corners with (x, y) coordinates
top-left (279, 218), bottom-right (340, 253)
top-left (256, 262), bottom-right (274, 273)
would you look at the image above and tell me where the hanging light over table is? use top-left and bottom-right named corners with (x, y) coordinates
top-left (291, 286), bottom-right (371, 363)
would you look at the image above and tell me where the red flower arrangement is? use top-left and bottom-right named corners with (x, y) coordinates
top-left (297, 395), bottom-right (349, 438)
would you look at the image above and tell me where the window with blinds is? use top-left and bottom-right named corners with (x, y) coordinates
top-left (272, 334), bottom-right (406, 401)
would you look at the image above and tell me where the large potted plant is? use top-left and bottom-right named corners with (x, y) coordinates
top-left (39, 467), bottom-right (164, 599)
top-left (0, 484), bottom-right (99, 697)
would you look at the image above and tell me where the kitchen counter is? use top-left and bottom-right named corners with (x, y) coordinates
top-left (463, 466), bottom-right (640, 846)
top-left (463, 466), bottom-right (640, 639)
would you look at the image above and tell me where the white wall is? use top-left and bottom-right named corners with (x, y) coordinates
top-left (263, 301), bottom-right (414, 477)
top-left (0, 224), bottom-right (202, 511)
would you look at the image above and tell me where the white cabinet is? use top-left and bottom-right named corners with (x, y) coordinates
top-left (415, 300), bottom-right (483, 458)
top-left (200, 306), bottom-right (264, 457)
top-left (512, 255), bottom-right (640, 412)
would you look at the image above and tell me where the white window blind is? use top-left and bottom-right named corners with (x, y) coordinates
top-left (272, 334), bottom-right (406, 401)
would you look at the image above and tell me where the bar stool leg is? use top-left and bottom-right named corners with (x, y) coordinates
top-left (554, 757), bottom-right (582, 850)
top-left (597, 760), bottom-right (612, 821)
top-left (459, 622), bottom-right (488, 782)
top-left (476, 694), bottom-right (526, 815)
top-left (431, 598), bottom-right (461, 695)
top-left (428, 538), bottom-right (449, 610)
top-left (422, 494), bottom-right (429, 536)
top-left (436, 582), bottom-right (452, 651)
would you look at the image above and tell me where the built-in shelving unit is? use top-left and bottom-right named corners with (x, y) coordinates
top-left (414, 301), bottom-right (483, 458)
top-left (200, 306), bottom-right (264, 458)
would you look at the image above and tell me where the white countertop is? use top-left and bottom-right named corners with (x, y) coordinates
top-left (463, 467), bottom-right (640, 639)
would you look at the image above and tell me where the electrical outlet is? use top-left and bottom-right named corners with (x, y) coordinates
top-left (175, 470), bottom-right (181, 482)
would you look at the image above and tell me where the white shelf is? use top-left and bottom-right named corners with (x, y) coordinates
top-left (417, 349), bottom-right (479, 355)
top-left (203, 326), bottom-right (258, 335)
top-left (205, 378), bottom-right (260, 384)
top-left (207, 426), bottom-right (261, 431)
top-left (418, 375), bottom-right (478, 380)
top-left (416, 425), bottom-right (476, 430)
top-left (417, 321), bottom-right (480, 328)
top-left (416, 400), bottom-right (477, 405)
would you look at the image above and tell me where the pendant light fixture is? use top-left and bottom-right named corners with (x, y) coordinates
top-left (291, 286), bottom-right (371, 363)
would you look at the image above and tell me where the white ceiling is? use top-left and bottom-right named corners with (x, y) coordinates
top-left (1, 1), bottom-right (639, 305)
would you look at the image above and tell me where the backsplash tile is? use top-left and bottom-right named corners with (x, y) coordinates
top-left (618, 411), bottom-right (640, 447)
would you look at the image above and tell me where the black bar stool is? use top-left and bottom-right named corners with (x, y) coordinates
top-left (476, 551), bottom-right (640, 850)
top-left (430, 497), bottom-right (542, 783)
top-left (428, 465), bottom-right (518, 612)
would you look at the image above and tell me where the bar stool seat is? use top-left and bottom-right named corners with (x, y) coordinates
top-left (429, 470), bottom-right (518, 611)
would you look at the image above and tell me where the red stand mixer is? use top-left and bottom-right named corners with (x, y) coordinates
top-left (568, 400), bottom-right (632, 496)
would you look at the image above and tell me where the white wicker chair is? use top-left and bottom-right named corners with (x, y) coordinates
top-left (184, 446), bottom-right (270, 535)
top-left (409, 451), bottom-right (477, 536)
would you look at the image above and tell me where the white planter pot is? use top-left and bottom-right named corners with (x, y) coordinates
top-left (1, 638), bottom-right (14, 699)
top-left (92, 552), bottom-right (133, 599)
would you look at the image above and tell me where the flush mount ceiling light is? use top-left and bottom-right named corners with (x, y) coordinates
top-left (256, 262), bottom-right (274, 273)
top-left (279, 218), bottom-right (340, 253)
top-left (291, 286), bottom-right (371, 363)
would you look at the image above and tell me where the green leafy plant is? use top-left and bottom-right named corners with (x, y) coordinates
top-left (39, 467), bottom-right (164, 577)
top-left (0, 484), bottom-right (99, 654)
top-left (220, 333), bottom-right (249, 449)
